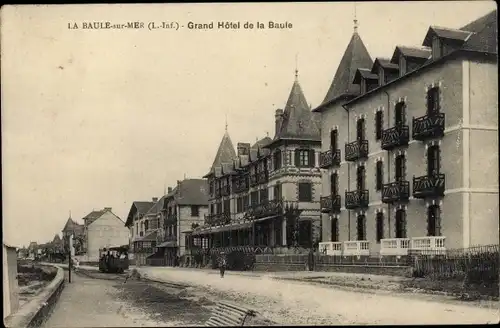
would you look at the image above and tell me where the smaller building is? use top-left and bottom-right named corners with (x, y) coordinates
top-left (124, 199), bottom-right (158, 264)
top-left (61, 216), bottom-right (84, 253)
top-left (83, 207), bottom-right (130, 261)
top-left (3, 243), bottom-right (19, 319)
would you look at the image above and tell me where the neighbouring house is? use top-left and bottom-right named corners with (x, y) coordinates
top-left (61, 215), bottom-right (84, 253)
top-left (3, 243), bottom-right (19, 319)
top-left (17, 247), bottom-right (28, 259)
top-left (314, 10), bottom-right (498, 256)
top-left (27, 242), bottom-right (38, 259)
top-left (191, 71), bottom-right (322, 256)
top-left (83, 207), bottom-right (130, 261)
top-left (51, 234), bottom-right (63, 252)
top-left (155, 179), bottom-right (209, 266)
top-left (124, 200), bottom-right (157, 264)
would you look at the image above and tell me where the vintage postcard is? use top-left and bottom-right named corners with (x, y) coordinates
top-left (1, 2), bottom-right (498, 327)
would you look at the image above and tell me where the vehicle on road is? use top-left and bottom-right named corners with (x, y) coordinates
top-left (98, 246), bottom-right (129, 274)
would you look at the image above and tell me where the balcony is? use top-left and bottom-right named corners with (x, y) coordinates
top-left (345, 190), bottom-right (369, 209)
top-left (320, 194), bottom-right (341, 214)
top-left (165, 214), bottom-right (177, 225)
top-left (345, 140), bottom-right (369, 162)
top-left (412, 113), bottom-right (445, 141)
top-left (410, 236), bottom-right (446, 255)
top-left (245, 199), bottom-right (283, 220)
top-left (343, 241), bottom-right (370, 257)
top-left (381, 181), bottom-right (410, 203)
top-left (381, 125), bottom-right (409, 150)
top-left (205, 212), bottom-right (231, 226)
top-left (319, 149), bottom-right (341, 168)
top-left (318, 242), bottom-right (342, 256)
top-left (413, 174), bottom-right (445, 198)
top-left (221, 185), bottom-right (231, 197)
top-left (257, 171), bottom-right (269, 184)
top-left (233, 179), bottom-right (249, 194)
top-left (249, 174), bottom-right (258, 187)
top-left (380, 238), bottom-right (411, 256)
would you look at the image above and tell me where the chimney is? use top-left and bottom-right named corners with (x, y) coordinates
top-left (167, 187), bottom-right (172, 193)
top-left (152, 197), bottom-right (158, 202)
top-left (275, 109), bottom-right (284, 137)
top-left (237, 143), bottom-right (251, 156)
top-left (104, 207), bottom-right (112, 211)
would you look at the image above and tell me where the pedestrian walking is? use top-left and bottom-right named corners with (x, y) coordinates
top-left (219, 252), bottom-right (227, 278)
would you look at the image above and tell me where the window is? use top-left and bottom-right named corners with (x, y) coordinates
top-left (273, 150), bottom-right (282, 170)
top-left (243, 195), bottom-right (249, 211)
top-left (395, 102), bottom-right (405, 126)
top-left (185, 235), bottom-right (190, 249)
top-left (427, 87), bottom-right (440, 115)
top-left (136, 223), bottom-right (138, 234)
top-left (395, 155), bottom-right (406, 182)
top-left (356, 118), bottom-right (366, 141)
top-left (144, 220), bottom-right (149, 231)
top-left (330, 129), bottom-right (338, 150)
top-left (298, 182), bottom-right (312, 202)
top-left (250, 191), bottom-right (259, 206)
top-left (260, 188), bottom-right (269, 203)
top-left (295, 149), bottom-right (315, 168)
top-left (376, 161), bottom-right (383, 190)
top-left (210, 204), bottom-right (214, 215)
top-left (427, 205), bottom-right (441, 236)
top-left (356, 165), bottom-right (366, 190)
top-left (330, 172), bottom-right (339, 195)
top-left (427, 145), bottom-right (440, 175)
top-left (274, 183), bottom-right (282, 200)
top-left (356, 214), bottom-right (366, 241)
top-left (375, 111), bottom-right (383, 140)
top-left (395, 209), bottom-right (407, 238)
top-left (191, 205), bottom-right (199, 217)
top-left (223, 199), bottom-right (230, 213)
top-left (216, 202), bottom-right (222, 214)
top-left (331, 217), bottom-right (339, 242)
top-left (236, 197), bottom-right (242, 213)
top-left (376, 212), bottom-right (384, 243)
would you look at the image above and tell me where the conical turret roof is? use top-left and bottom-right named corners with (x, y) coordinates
top-left (274, 76), bottom-right (320, 142)
top-left (205, 130), bottom-right (237, 176)
top-left (314, 31), bottom-right (373, 111)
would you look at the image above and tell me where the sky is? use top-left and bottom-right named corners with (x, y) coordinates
top-left (1, 1), bottom-right (496, 247)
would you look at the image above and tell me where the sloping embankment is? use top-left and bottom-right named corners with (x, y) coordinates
top-left (4, 264), bottom-right (65, 328)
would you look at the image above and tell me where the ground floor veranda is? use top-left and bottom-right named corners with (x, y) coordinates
top-left (189, 215), bottom-right (319, 253)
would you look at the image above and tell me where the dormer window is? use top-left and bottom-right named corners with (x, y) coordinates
top-left (432, 36), bottom-right (443, 60)
top-left (399, 56), bottom-right (407, 76)
top-left (423, 27), bottom-right (472, 61)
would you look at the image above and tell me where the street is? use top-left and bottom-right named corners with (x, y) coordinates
top-left (42, 271), bottom-right (212, 327)
top-left (136, 266), bottom-right (500, 325)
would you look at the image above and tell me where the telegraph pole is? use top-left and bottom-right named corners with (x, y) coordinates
top-left (68, 234), bottom-right (73, 283)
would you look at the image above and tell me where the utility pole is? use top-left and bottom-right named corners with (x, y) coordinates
top-left (68, 234), bottom-right (73, 283)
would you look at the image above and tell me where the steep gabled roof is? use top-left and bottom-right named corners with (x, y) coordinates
top-left (62, 218), bottom-right (83, 233)
top-left (272, 76), bottom-right (320, 142)
top-left (460, 10), bottom-right (497, 54)
top-left (52, 234), bottom-right (62, 243)
top-left (124, 201), bottom-right (156, 227)
top-left (145, 197), bottom-right (164, 216)
top-left (314, 31), bottom-right (373, 111)
top-left (206, 130), bottom-right (237, 176)
top-left (175, 179), bottom-right (209, 205)
top-left (422, 26), bottom-right (472, 47)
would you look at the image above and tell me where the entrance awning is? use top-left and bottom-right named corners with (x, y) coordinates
top-left (191, 215), bottom-right (280, 236)
top-left (157, 241), bottom-right (177, 248)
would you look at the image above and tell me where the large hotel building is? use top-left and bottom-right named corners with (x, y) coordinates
top-left (314, 10), bottom-right (497, 256)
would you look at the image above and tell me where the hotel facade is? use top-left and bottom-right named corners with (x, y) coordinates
top-left (315, 10), bottom-right (498, 256)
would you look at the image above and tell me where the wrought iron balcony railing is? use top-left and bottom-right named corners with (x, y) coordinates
top-left (221, 185), bottom-right (231, 197)
top-left (345, 140), bottom-right (369, 162)
top-left (204, 212), bottom-right (231, 226)
top-left (412, 113), bottom-right (445, 141)
top-left (249, 174), bottom-right (258, 187)
top-left (413, 174), bottom-right (445, 198)
top-left (381, 180), bottom-right (410, 203)
top-left (319, 149), bottom-right (341, 168)
top-left (245, 199), bottom-right (284, 220)
top-left (320, 194), bottom-right (341, 214)
top-left (345, 190), bottom-right (369, 209)
top-left (381, 125), bottom-right (409, 150)
top-left (233, 179), bottom-right (249, 194)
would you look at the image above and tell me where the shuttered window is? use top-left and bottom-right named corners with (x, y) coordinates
top-left (330, 129), bottom-right (338, 149)
top-left (427, 145), bottom-right (440, 175)
top-left (427, 205), bottom-right (441, 236)
top-left (330, 172), bottom-right (339, 195)
top-left (274, 183), bottom-right (282, 200)
top-left (298, 182), bottom-right (312, 202)
top-left (294, 149), bottom-right (315, 168)
top-left (427, 87), bottom-right (440, 115)
top-left (376, 161), bottom-right (383, 190)
top-left (375, 111), bottom-right (383, 140)
top-left (376, 212), bottom-right (384, 242)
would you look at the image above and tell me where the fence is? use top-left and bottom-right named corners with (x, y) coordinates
top-left (408, 244), bottom-right (499, 297)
